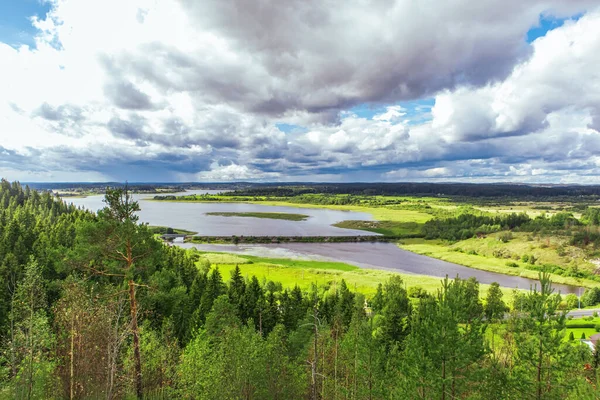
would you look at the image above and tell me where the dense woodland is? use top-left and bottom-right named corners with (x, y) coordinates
top-left (219, 183), bottom-right (600, 199)
top-left (1, 179), bottom-right (600, 399)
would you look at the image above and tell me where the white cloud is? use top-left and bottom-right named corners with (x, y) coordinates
top-left (196, 162), bottom-right (280, 181)
top-left (0, 0), bottom-right (599, 182)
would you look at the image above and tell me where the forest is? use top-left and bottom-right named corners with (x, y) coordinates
top-left (1, 179), bottom-right (599, 399)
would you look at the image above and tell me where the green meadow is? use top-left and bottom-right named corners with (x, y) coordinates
top-left (196, 251), bottom-right (517, 300)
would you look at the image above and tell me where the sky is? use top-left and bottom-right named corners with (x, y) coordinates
top-left (0, 1), bottom-right (599, 183)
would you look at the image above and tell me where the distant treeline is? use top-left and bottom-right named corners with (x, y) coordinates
top-left (24, 182), bottom-right (600, 199)
top-left (223, 183), bottom-right (600, 199)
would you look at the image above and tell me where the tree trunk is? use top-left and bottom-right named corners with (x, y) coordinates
top-left (441, 358), bottom-right (446, 400)
top-left (536, 335), bottom-right (543, 400)
top-left (70, 314), bottom-right (75, 400)
top-left (129, 279), bottom-right (143, 399)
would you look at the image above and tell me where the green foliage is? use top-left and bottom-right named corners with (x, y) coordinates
top-left (509, 272), bottom-right (587, 399)
top-left (422, 212), bottom-right (531, 241)
top-left (565, 293), bottom-right (579, 309)
top-left (484, 282), bottom-right (507, 321)
top-left (0, 181), bottom-right (597, 399)
top-left (407, 286), bottom-right (428, 299)
top-left (582, 287), bottom-right (600, 307)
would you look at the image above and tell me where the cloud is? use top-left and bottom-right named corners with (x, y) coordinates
top-left (196, 162), bottom-right (280, 181)
top-left (431, 11), bottom-right (600, 142)
top-left (0, 0), bottom-right (599, 182)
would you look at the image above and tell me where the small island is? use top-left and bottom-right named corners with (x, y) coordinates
top-left (205, 211), bottom-right (310, 221)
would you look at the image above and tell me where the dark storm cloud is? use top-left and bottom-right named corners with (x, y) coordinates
top-left (169, 0), bottom-right (593, 118)
top-left (103, 80), bottom-right (155, 110)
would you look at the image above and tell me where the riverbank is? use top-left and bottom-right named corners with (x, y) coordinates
top-left (399, 237), bottom-right (599, 289)
top-left (194, 250), bottom-right (518, 299)
top-left (186, 235), bottom-right (405, 244)
top-left (151, 195), bottom-right (600, 289)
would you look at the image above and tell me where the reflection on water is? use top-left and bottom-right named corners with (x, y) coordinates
top-left (178, 241), bottom-right (580, 294)
top-left (65, 190), bottom-right (376, 236)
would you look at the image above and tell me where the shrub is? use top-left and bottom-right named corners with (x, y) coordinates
top-left (582, 287), bottom-right (600, 307)
top-left (528, 255), bottom-right (537, 265)
top-left (505, 261), bottom-right (519, 268)
top-left (565, 293), bottom-right (579, 309)
top-left (566, 323), bottom-right (595, 328)
top-left (581, 332), bottom-right (586, 339)
top-left (499, 232), bottom-right (513, 243)
top-left (595, 324), bottom-right (600, 332)
top-left (569, 332), bottom-right (574, 341)
top-left (521, 254), bottom-right (529, 263)
top-left (595, 311), bottom-right (599, 318)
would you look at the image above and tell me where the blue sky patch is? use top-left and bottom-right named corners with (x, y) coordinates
top-left (526, 13), bottom-right (583, 43)
top-left (275, 123), bottom-right (308, 134)
top-left (0, 0), bottom-right (51, 47)
top-left (349, 99), bottom-right (434, 125)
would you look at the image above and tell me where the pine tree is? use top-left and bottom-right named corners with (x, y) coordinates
top-left (228, 264), bottom-right (246, 320)
top-left (484, 282), bottom-right (507, 322)
top-left (509, 272), bottom-right (580, 399)
top-left (72, 186), bottom-right (161, 399)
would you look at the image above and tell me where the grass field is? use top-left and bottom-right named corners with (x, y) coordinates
top-left (332, 220), bottom-right (422, 236)
top-left (399, 236), bottom-right (599, 288)
top-left (205, 211), bottom-right (309, 221)
top-left (255, 200), bottom-right (434, 224)
top-left (197, 251), bottom-right (518, 300)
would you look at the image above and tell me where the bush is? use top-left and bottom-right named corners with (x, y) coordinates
top-left (595, 311), bottom-right (599, 318)
top-left (505, 261), bottom-right (519, 268)
top-left (569, 332), bottom-right (574, 341)
top-left (521, 254), bottom-right (529, 263)
top-left (566, 323), bottom-right (595, 329)
top-left (595, 324), bottom-right (600, 332)
top-left (582, 287), bottom-right (600, 307)
top-left (565, 293), bottom-right (579, 309)
top-left (493, 248), bottom-right (512, 259)
top-left (528, 255), bottom-right (537, 265)
top-left (581, 332), bottom-right (586, 339)
top-left (499, 232), bottom-right (513, 243)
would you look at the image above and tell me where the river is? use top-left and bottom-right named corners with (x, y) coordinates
top-left (179, 242), bottom-right (579, 294)
top-left (66, 191), bottom-right (376, 236)
top-left (66, 191), bottom-right (580, 293)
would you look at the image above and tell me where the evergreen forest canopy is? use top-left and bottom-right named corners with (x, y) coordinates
top-left (1, 179), bottom-right (600, 399)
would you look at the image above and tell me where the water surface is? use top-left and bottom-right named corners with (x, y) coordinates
top-left (66, 191), bottom-right (376, 236)
top-left (67, 191), bottom-right (580, 293)
top-left (179, 241), bottom-right (580, 294)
